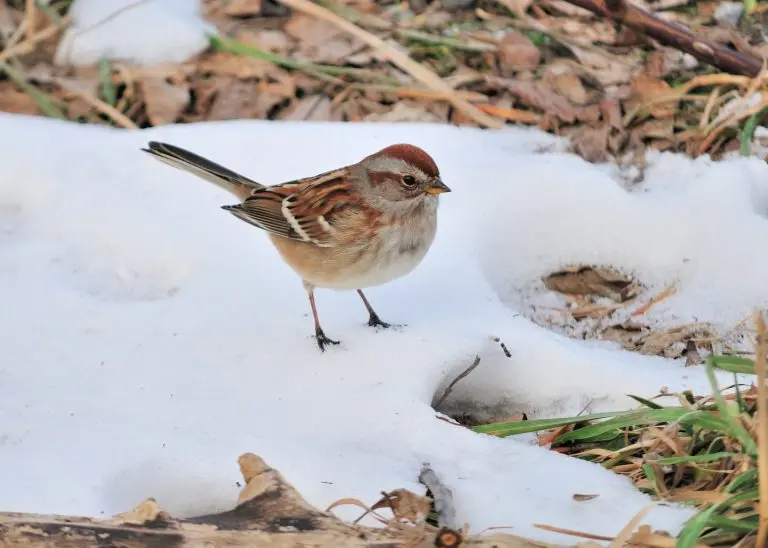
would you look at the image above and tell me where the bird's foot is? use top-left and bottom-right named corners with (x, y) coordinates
top-left (366, 312), bottom-right (392, 329)
top-left (367, 314), bottom-right (407, 331)
top-left (315, 327), bottom-right (341, 352)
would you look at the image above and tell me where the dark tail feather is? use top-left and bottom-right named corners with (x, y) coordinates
top-left (142, 141), bottom-right (264, 200)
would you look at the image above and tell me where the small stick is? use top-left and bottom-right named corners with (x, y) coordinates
top-left (433, 355), bottom-right (481, 409)
top-left (560, 0), bottom-right (762, 77)
top-left (419, 466), bottom-right (458, 529)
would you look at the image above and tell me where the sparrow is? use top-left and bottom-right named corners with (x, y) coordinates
top-left (142, 141), bottom-right (450, 351)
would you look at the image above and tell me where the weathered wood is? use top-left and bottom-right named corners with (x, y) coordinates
top-left (561, 0), bottom-right (763, 77)
top-left (0, 453), bottom-right (554, 547)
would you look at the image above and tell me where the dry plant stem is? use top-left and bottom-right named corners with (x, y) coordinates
top-left (754, 312), bottom-right (768, 548)
top-left (25, 0), bottom-right (36, 37)
top-left (433, 355), bottom-right (481, 409)
top-left (0, 452), bottom-right (546, 548)
top-left (0, 18), bottom-right (68, 62)
top-left (419, 467), bottom-right (458, 529)
top-left (561, 0), bottom-right (762, 77)
top-left (274, 0), bottom-right (504, 128)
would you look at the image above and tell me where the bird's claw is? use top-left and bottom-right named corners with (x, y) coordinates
top-left (367, 313), bottom-right (392, 329)
top-left (315, 328), bottom-right (340, 352)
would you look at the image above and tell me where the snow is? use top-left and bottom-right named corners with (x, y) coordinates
top-left (54, 0), bottom-right (214, 67)
top-left (4, 111), bottom-right (767, 544)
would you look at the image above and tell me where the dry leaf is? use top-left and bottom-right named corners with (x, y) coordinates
top-left (629, 74), bottom-right (677, 119)
top-left (281, 95), bottom-right (332, 120)
top-left (234, 29), bottom-right (291, 54)
top-left (208, 80), bottom-right (287, 121)
top-left (544, 266), bottom-right (636, 302)
top-left (371, 489), bottom-right (431, 524)
top-left (141, 77), bottom-right (190, 126)
top-left (0, 82), bottom-right (42, 115)
top-left (490, 77), bottom-right (576, 122)
top-left (552, 73), bottom-right (588, 105)
top-left (498, 30), bottom-right (541, 74)
top-left (569, 126), bottom-right (611, 163)
top-left (224, 0), bottom-right (261, 16)
top-left (285, 15), bottom-right (363, 64)
top-left (496, 0), bottom-right (534, 17)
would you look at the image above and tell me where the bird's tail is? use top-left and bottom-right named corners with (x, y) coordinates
top-left (142, 141), bottom-right (264, 201)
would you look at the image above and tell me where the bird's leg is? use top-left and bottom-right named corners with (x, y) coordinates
top-left (307, 288), bottom-right (340, 351)
top-left (357, 289), bottom-right (391, 329)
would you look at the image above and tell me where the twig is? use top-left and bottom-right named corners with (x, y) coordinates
top-left (433, 355), bottom-right (481, 409)
top-left (419, 466), bottom-right (458, 529)
top-left (273, 0), bottom-right (504, 128)
top-left (559, 0), bottom-right (762, 77)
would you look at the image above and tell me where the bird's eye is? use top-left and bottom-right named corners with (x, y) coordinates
top-left (402, 175), bottom-right (417, 187)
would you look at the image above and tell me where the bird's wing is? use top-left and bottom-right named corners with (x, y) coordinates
top-left (223, 169), bottom-right (368, 247)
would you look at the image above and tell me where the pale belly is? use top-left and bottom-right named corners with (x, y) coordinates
top-left (269, 213), bottom-right (437, 291)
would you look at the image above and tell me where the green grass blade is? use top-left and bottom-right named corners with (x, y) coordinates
top-left (626, 394), bottom-right (665, 409)
top-left (657, 452), bottom-right (742, 465)
top-left (706, 515), bottom-right (758, 534)
top-left (704, 358), bottom-right (758, 456)
top-left (471, 410), bottom-right (623, 437)
top-left (556, 408), bottom-right (690, 443)
top-left (709, 354), bottom-right (756, 375)
top-left (740, 105), bottom-right (768, 157)
top-left (98, 58), bottom-right (116, 107)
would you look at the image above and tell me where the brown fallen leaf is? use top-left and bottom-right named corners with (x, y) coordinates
top-left (280, 94), bottom-right (333, 120)
top-left (498, 30), bottom-right (541, 74)
top-left (552, 72), bottom-right (588, 105)
top-left (141, 77), bottom-right (190, 126)
top-left (568, 126), bottom-right (611, 163)
top-left (496, 0), bottom-right (534, 17)
top-left (371, 489), bottom-right (431, 525)
top-left (488, 77), bottom-right (576, 123)
top-left (234, 28), bottom-right (291, 55)
top-left (628, 73), bottom-right (677, 119)
top-left (0, 81), bottom-right (42, 115)
top-left (224, 0), bottom-right (261, 16)
top-left (285, 14), bottom-right (363, 64)
top-left (544, 266), bottom-right (637, 302)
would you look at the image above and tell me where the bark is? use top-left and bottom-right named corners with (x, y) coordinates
top-left (561, 0), bottom-right (763, 77)
top-left (0, 452), bottom-right (554, 548)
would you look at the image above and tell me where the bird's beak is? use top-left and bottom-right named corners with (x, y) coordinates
top-left (425, 178), bottom-right (451, 195)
